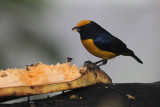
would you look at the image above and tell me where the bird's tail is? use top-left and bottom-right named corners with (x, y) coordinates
top-left (123, 49), bottom-right (143, 64)
top-left (131, 54), bottom-right (143, 64)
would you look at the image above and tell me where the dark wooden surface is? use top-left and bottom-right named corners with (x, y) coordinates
top-left (1, 82), bottom-right (160, 107)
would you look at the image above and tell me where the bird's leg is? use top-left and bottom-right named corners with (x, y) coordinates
top-left (93, 59), bottom-right (104, 65)
top-left (93, 59), bottom-right (108, 67)
top-left (96, 59), bottom-right (108, 67)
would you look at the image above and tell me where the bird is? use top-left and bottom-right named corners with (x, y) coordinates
top-left (72, 20), bottom-right (143, 67)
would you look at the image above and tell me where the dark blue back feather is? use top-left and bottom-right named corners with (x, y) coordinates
top-left (93, 32), bottom-right (128, 54)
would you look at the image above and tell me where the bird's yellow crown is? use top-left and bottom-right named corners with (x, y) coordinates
top-left (77, 20), bottom-right (91, 27)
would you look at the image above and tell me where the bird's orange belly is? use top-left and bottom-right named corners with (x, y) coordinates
top-left (81, 39), bottom-right (117, 59)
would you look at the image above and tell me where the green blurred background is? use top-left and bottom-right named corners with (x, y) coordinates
top-left (0, 0), bottom-right (63, 69)
top-left (0, 0), bottom-right (160, 83)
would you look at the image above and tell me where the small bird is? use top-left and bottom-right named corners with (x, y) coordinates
top-left (72, 20), bottom-right (143, 67)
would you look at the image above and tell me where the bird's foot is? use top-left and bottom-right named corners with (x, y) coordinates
top-left (84, 61), bottom-right (100, 78)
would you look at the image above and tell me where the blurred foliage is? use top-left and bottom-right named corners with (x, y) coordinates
top-left (0, 0), bottom-right (44, 10)
top-left (18, 30), bottom-right (61, 63)
top-left (0, 0), bottom-right (62, 69)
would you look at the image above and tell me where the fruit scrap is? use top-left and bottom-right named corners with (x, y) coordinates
top-left (126, 94), bottom-right (136, 100)
top-left (70, 95), bottom-right (82, 100)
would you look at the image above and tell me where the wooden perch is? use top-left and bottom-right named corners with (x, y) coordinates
top-left (1, 82), bottom-right (160, 107)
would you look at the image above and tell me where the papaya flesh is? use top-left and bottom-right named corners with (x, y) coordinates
top-left (0, 61), bottom-right (112, 102)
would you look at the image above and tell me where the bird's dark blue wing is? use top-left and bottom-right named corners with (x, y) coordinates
top-left (93, 32), bottom-right (127, 54)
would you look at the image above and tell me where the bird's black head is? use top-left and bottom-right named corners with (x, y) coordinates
top-left (72, 20), bottom-right (105, 40)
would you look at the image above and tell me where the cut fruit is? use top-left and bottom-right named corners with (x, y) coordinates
top-left (0, 62), bottom-right (81, 88)
top-left (0, 62), bottom-right (112, 102)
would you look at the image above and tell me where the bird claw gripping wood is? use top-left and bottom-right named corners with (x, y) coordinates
top-left (84, 61), bottom-right (100, 78)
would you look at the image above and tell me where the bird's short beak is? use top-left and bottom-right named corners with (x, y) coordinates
top-left (72, 26), bottom-right (80, 32)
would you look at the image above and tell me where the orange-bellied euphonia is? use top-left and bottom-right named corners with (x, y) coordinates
top-left (72, 20), bottom-right (143, 66)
